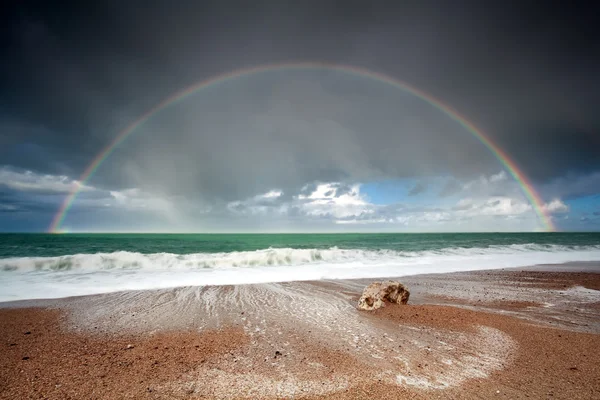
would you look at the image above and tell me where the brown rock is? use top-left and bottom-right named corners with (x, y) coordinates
top-left (357, 280), bottom-right (410, 311)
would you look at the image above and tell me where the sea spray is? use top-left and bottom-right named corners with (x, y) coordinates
top-left (1, 243), bottom-right (599, 302)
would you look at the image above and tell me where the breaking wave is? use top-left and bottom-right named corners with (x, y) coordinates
top-left (2, 244), bottom-right (600, 273)
top-left (1, 244), bottom-right (599, 302)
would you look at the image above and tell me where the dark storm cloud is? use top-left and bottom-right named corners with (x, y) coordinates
top-left (0, 184), bottom-right (65, 229)
top-left (540, 172), bottom-right (600, 200)
top-left (1, 1), bottom-right (599, 217)
top-left (103, 72), bottom-right (503, 203)
top-left (496, 122), bottom-right (600, 183)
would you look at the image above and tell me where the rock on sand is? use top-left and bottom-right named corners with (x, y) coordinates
top-left (357, 280), bottom-right (410, 311)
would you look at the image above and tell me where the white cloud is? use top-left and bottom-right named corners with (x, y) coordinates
top-left (461, 170), bottom-right (514, 193)
top-left (0, 167), bottom-right (92, 194)
top-left (299, 183), bottom-right (372, 218)
top-left (222, 179), bottom-right (557, 231)
top-left (0, 166), bottom-right (185, 226)
top-left (227, 189), bottom-right (287, 216)
top-left (228, 184), bottom-right (374, 219)
top-left (542, 199), bottom-right (569, 214)
top-left (2, 163), bottom-right (571, 232)
top-left (216, 172), bottom-right (573, 231)
top-left (108, 188), bottom-right (175, 212)
top-left (335, 218), bottom-right (387, 225)
top-left (261, 190), bottom-right (283, 199)
top-left (490, 171), bottom-right (507, 183)
top-left (454, 196), bottom-right (532, 217)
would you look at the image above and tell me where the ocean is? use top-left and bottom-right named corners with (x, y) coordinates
top-left (1, 232), bottom-right (599, 302)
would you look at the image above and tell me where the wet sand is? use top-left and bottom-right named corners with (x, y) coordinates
top-left (1, 264), bottom-right (599, 399)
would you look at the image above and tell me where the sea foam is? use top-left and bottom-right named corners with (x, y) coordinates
top-left (1, 244), bottom-right (599, 302)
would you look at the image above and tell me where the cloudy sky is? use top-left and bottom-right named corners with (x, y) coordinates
top-left (1, 1), bottom-right (598, 232)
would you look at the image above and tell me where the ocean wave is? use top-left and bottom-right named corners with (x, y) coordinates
top-left (2, 244), bottom-right (600, 273)
top-left (1, 244), bottom-right (600, 302)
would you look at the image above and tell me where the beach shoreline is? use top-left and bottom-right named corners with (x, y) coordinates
top-left (1, 264), bottom-right (599, 399)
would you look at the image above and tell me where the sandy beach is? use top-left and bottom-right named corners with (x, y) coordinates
top-left (1, 264), bottom-right (599, 399)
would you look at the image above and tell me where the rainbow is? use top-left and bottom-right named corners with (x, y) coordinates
top-left (48, 62), bottom-right (555, 232)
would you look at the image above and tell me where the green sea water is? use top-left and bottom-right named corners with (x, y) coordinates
top-left (2, 232), bottom-right (600, 258)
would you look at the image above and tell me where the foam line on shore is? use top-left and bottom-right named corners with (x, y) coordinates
top-left (1, 244), bottom-right (600, 302)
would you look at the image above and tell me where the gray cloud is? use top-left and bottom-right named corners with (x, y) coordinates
top-left (439, 180), bottom-right (462, 197)
top-left (540, 172), bottom-right (600, 200)
top-left (87, 72), bottom-right (516, 209)
top-left (2, 2), bottom-right (599, 184)
top-left (408, 182), bottom-right (427, 196)
top-left (0, 167), bottom-right (573, 231)
top-left (0, 2), bottom-right (598, 231)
